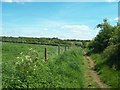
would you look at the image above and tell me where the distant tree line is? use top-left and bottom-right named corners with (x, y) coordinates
top-left (1, 36), bottom-right (90, 47)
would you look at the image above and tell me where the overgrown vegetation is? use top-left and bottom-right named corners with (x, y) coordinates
top-left (87, 19), bottom-right (120, 88)
top-left (90, 54), bottom-right (120, 88)
top-left (2, 43), bottom-right (84, 88)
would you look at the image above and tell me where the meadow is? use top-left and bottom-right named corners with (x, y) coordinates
top-left (2, 41), bottom-right (120, 88)
top-left (2, 42), bottom-right (84, 88)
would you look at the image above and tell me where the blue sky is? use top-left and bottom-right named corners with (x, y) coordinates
top-left (2, 2), bottom-right (118, 40)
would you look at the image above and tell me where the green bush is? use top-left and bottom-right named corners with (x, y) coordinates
top-left (103, 44), bottom-right (120, 70)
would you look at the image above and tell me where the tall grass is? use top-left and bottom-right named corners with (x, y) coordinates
top-left (45, 48), bottom-right (84, 88)
top-left (2, 43), bottom-right (84, 88)
top-left (90, 54), bottom-right (120, 88)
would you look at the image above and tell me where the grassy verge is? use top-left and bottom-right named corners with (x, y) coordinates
top-left (45, 47), bottom-right (85, 88)
top-left (90, 53), bottom-right (120, 88)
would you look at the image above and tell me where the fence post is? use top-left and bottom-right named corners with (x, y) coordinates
top-left (58, 45), bottom-right (60, 55)
top-left (65, 46), bottom-right (66, 52)
top-left (68, 46), bottom-right (69, 50)
top-left (45, 48), bottom-right (47, 61)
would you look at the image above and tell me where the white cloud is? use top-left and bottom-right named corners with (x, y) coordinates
top-left (61, 24), bottom-right (98, 40)
top-left (1, 0), bottom-right (119, 2)
top-left (1, 0), bottom-right (32, 2)
top-left (114, 17), bottom-right (120, 21)
top-left (43, 28), bottom-right (48, 31)
top-left (105, 0), bottom-right (119, 2)
top-left (62, 25), bottom-right (91, 34)
top-left (1, 0), bottom-right (13, 2)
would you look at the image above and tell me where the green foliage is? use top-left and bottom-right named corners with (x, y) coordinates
top-left (109, 26), bottom-right (120, 45)
top-left (87, 18), bottom-right (120, 88)
top-left (88, 19), bottom-right (113, 52)
top-left (2, 43), bottom-right (84, 88)
top-left (91, 54), bottom-right (120, 88)
top-left (103, 25), bottom-right (120, 70)
top-left (45, 48), bottom-right (84, 88)
top-left (88, 19), bottom-right (120, 70)
top-left (103, 44), bottom-right (120, 70)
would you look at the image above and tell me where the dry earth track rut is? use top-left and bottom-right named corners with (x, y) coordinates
top-left (83, 50), bottom-right (108, 88)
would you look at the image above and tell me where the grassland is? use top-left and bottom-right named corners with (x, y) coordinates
top-left (2, 42), bottom-right (119, 88)
top-left (2, 42), bottom-right (85, 88)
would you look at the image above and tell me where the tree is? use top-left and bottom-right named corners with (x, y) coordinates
top-left (88, 18), bottom-right (120, 70)
top-left (88, 19), bottom-right (113, 53)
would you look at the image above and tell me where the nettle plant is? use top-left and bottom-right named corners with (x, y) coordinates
top-left (11, 48), bottom-right (41, 88)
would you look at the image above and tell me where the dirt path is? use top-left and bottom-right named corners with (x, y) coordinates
top-left (82, 50), bottom-right (108, 88)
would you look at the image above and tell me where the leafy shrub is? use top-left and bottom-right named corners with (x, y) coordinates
top-left (103, 44), bottom-right (120, 70)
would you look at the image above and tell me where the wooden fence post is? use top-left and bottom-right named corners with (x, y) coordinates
top-left (45, 48), bottom-right (47, 61)
top-left (65, 46), bottom-right (66, 52)
top-left (68, 46), bottom-right (69, 50)
top-left (58, 45), bottom-right (60, 55)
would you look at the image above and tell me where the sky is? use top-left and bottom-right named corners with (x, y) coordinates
top-left (1, 1), bottom-right (119, 40)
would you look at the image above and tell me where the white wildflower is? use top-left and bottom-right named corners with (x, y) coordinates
top-left (15, 62), bottom-right (18, 64)
top-left (29, 48), bottom-right (33, 50)
top-left (33, 50), bottom-right (36, 52)
top-left (17, 57), bottom-right (19, 59)
top-left (29, 58), bottom-right (32, 62)
top-left (18, 80), bottom-right (21, 82)
top-left (34, 65), bottom-right (37, 68)
top-left (25, 55), bottom-right (30, 60)
top-left (20, 52), bottom-right (23, 55)
top-left (15, 62), bottom-right (19, 65)
top-left (21, 58), bottom-right (24, 62)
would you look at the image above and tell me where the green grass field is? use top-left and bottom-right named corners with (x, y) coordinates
top-left (2, 42), bottom-right (119, 88)
top-left (2, 42), bottom-right (84, 88)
